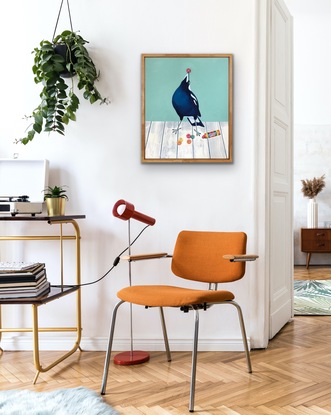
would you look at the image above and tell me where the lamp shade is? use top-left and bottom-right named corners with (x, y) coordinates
top-left (112, 199), bottom-right (156, 226)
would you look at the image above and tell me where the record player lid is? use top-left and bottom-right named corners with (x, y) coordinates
top-left (0, 159), bottom-right (49, 202)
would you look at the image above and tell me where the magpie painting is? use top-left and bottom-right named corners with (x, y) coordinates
top-left (172, 68), bottom-right (204, 135)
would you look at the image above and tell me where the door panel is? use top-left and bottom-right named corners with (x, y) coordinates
top-left (269, 0), bottom-right (293, 339)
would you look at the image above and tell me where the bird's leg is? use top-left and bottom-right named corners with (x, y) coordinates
top-left (172, 120), bottom-right (182, 134)
top-left (194, 121), bottom-right (202, 136)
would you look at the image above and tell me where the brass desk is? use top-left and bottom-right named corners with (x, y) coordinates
top-left (0, 215), bottom-right (85, 383)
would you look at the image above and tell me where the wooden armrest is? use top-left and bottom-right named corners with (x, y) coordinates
top-left (223, 254), bottom-right (259, 262)
top-left (121, 252), bottom-right (169, 261)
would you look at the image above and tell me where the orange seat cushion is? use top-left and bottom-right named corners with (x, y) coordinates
top-left (117, 285), bottom-right (235, 307)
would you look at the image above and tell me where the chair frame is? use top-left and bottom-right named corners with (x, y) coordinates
top-left (101, 298), bottom-right (252, 412)
top-left (100, 235), bottom-right (257, 412)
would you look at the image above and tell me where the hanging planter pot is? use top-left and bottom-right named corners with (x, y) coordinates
top-left (16, 0), bottom-right (108, 145)
top-left (53, 43), bottom-right (77, 78)
top-left (52, 0), bottom-right (76, 78)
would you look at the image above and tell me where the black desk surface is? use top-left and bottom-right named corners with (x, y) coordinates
top-left (0, 215), bottom-right (85, 221)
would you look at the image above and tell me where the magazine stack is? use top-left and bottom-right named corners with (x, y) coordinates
top-left (0, 262), bottom-right (50, 299)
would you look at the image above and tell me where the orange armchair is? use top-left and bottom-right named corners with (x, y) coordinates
top-left (101, 230), bottom-right (258, 412)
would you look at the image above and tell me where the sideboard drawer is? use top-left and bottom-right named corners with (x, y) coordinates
top-left (301, 229), bottom-right (331, 252)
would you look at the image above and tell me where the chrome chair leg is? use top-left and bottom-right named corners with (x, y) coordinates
top-left (159, 307), bottom-right (171, 362)
top-left (101, 300), bottom-right (124, 395)
top-left (230, 300), bottom-right (252, 373)
top-left (189, 308), bottom-right (199, 413)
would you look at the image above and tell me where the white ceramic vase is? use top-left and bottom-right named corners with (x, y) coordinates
top-left (307, 198), bottom-right (318, 228)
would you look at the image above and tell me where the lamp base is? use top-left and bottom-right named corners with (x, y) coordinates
top-left (113, 350), bottom-right (150, 366)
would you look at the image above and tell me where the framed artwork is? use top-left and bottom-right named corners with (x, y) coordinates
top-left (141, 54), bottom-right (233, 163)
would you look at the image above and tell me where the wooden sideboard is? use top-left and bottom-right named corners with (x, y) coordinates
top-left (301, 228), bottom-right (331, 268)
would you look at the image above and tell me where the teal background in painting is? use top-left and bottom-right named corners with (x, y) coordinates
top-left (145, 57), bottom-right (229, 122)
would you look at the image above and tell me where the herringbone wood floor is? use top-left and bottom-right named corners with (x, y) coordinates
top-left (293, 265), bottom-right (331, 280)
top-left (1, 266), bottom-right (331, 414)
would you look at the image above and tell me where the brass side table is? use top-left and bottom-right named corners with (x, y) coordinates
top-left (0, 215), bottom-right (85, 383)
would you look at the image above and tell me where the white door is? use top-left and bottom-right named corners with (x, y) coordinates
top-left (255, 0), bottom-right (293, 345)
top-left (268, 0), bottom-right (293, 339)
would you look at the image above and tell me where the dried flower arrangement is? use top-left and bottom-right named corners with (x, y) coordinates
top-left (301, 174), bottom-right (326, 199)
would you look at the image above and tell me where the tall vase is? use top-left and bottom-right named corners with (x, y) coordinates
top-left (307, 198), bottom-right (318, 228)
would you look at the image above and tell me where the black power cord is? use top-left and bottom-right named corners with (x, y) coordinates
top-left (52, 224), bottom-right (150, 289)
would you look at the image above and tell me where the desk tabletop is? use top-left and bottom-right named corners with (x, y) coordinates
top-left (0, 215), bottom-right (85, 222)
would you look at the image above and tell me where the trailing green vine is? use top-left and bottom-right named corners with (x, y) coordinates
top-left (17, 30), bottom-right (108, 145)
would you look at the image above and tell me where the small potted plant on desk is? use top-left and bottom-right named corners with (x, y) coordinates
top-left (43, 185), bottom-right (68, 216)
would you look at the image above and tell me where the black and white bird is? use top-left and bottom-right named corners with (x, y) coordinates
top-left (172, 68), bottom-right (204, 134)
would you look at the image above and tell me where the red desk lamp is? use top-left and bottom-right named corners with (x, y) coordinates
top-left (112, 199), bottom-right (155, 365)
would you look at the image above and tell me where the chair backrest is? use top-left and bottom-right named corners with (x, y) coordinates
top-left (171, 231), bottom-right (247, 283)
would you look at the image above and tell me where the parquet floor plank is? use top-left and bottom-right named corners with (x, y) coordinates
top-left (294, 265), bottom-right (331, 280)
top-left (1, 267), bottom-right (331, 413)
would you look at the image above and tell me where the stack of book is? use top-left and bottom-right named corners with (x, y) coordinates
top-left (0, 262), bottom-right (50, 298)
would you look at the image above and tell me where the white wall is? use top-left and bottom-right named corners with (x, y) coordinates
top-left (286, 0), bottom-right (331, 265)
top-left (0, 0), bottom-right (259, 351)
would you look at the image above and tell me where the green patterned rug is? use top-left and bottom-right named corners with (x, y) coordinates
top-left (294, 280), bottom-right (331, 315)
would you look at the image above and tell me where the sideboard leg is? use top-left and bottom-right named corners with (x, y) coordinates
top-left (306, 253), bottom-right (311, 269)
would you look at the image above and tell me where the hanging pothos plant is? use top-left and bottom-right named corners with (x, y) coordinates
top-left (16, 30), bottom-right (108, 145)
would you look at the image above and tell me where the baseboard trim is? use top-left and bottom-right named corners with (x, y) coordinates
top-left (0, 336), bottom-right (251, 352)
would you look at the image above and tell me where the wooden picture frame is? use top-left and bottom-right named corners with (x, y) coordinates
top-left (141, 54), bottom-right (233, 163)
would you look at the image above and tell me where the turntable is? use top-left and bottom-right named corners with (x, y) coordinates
top-left (0, 159), bottom-right (49, 216)
top-left (0, 195), bottom-right (43, 216)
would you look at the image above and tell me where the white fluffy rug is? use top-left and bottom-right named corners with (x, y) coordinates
top-left (0, 387), bottom-right (119, 415)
